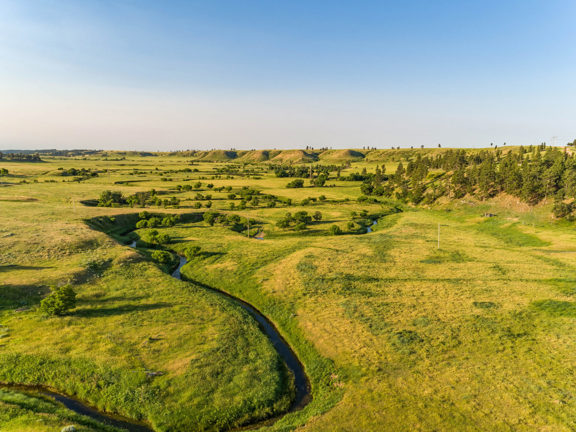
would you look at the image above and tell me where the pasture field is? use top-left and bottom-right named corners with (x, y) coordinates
top-left (2, 150), bottom-right (576, 431)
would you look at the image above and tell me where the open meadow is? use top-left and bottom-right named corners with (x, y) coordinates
top-left (2, 148), bottom-right (576, 431)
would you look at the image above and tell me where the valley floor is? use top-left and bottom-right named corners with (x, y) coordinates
top-left (1, 155), bottom-right (576, 431)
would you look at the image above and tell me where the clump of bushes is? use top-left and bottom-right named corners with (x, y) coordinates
top-left (202, 211), bottom-right (258, 234)
top-left (39, 285), bottom-right (77, 316)
top-left (151, 250), bottom-right (173, 264)
top-left (136, 212), bottom-right (180, 228)
top-left (276, 211), bottom-right (322, 230)
top-left (98, 190), bottom-right (180, 208)
top-left (142, 230), bottom-right (171, 246)
top-left (286, 179), bottom-right (304, 188)
top-left (329, 225), bottom-right (342, 235)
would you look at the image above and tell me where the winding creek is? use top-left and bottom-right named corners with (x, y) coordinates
top-left (1, 239), bottom-right (311, 431)
top-left (169, 252), bottom-right (311, 413)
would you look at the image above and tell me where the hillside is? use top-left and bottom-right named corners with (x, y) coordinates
top-left (319, 149), bottom-right (365, 162)
top-left (270, 150), bottom-right (319, 163)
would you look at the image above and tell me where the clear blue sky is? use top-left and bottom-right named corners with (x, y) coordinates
top-left (0, 0), bottom-right (574, 150)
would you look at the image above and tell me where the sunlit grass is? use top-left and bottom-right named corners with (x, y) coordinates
top-left (3, 154), bottom-right (576, 431)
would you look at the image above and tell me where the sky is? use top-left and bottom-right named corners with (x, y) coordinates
top-left (0, 0), bottom-right (575, 151)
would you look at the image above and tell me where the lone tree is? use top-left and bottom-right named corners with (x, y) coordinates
top-left (329, 224), bottom-right (342, 235)
top-left (286, 179), bottom-right (304, 188)
top-left (39, 285), bottom-right (77, 316)
top-left (151, 250), bottom-right (173, 264)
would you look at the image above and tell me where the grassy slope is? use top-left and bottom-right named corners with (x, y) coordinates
top-left (179, 205), bottom-right (576, 431)
top-left (3, 153), bottom-right (576, 431)
top-left (0, 389), bottom-right (119, 432)
top-left (0, 158), bottom-right (293, 431)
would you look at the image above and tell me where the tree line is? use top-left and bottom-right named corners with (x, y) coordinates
top-left (0, 152), bottom-right (42, 162)
top-left (358, 145), bottom-right (576, 219)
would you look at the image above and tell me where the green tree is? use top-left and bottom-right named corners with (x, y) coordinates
top-left (151, 250), bottom-right (172, 264)
top-left (135, 220), bottom-right (148, 229)
top-left (553, 199), bottom-right (574, 219)
top-left (329, 224), bottom-right (342, 235)
top-left (39, 285), bottom-right (77, 316)
top-left (286, 179), bottom-right (304, 188)
top-left (311, 173), bottom-right (327, 187)
top-left (203, 211), bottom-right (218, 226)
top-left (98, 190), bottom-right (124, 207)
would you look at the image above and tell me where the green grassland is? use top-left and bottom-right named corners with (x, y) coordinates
top-left (2, 149), bottom-right (576, 431)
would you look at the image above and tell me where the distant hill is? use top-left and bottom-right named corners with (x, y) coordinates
top-left (319, 149), bottom-right (365, 162)
top-left (199, 150), bottom-right (239, 161)
top-left (270, 150), bottom-right (318, 163)
top-left (238, 150), bottom-right (281, 162)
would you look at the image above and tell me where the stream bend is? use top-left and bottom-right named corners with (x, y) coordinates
top-left (1, 242), bottom-right (311, 431)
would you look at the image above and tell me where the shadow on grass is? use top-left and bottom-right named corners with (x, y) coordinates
top-left (531, 299), bottom-right (576, 317)
top-left (0, 265), bottom-right (53, 272)
top-left (0, 284), bottom-right (48, 310)
top-left (199, 251), bottom-right (226, 258)
top-left (79, 295), bottom-right (148, 304)
top-left (73, 302), bottom-right (172, 318)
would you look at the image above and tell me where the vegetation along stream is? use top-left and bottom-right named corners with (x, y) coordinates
top-left (0, 235), bottom-right (311, 431)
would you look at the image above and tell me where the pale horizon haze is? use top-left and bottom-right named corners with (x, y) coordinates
top-left (0, 0), bottom-right (575, 151)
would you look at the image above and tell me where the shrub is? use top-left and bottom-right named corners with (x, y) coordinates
top-left (147, 217), bottom-right (161, 228)
top-left (135, 220), bottom-right (148, 229)
top-left (276, 218), bottom-right (290, 229)
top-left (185, 246), bottom-right (201, 260)
top-left (161, 216), bottom-right (179, 227)
top-left (553, 200), bottom-right (574, 219)
top-left (203, 211), bottom-right (218, 226)
top-left (142, 230), bottom-right (171, 245)
top-left (329, 225), bottom-right (342, 235)
top-left (311, 173), bottom-right (327, 187)
top-left (98, 190), bottom-right (124, 207)
top-left (294, 211), bottom-right (312, 224)
top-left (286, 179), bottom-right (304, 188)
top-left (157, 233), bottom-right (171, 244)
top-left (151, 250), bottom-right (172, 264)
top-left (39, 285), bottom-right (77, 316)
